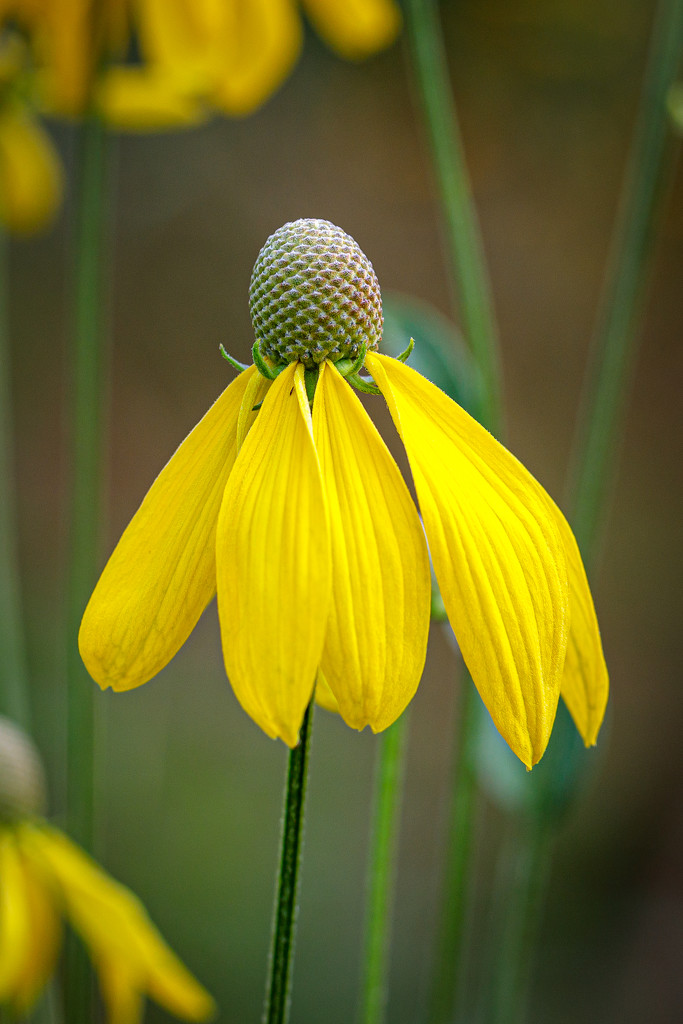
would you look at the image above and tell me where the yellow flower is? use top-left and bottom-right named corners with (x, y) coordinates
top-left (79, 220), bottom-right (608, 769)
top-left (7, 0), bottom-right (130, 116)
top-left (0, 31), bottom-right (62, 232)
top-left (128, 0), bottom-right (402, 117)
top-left (2, 1), bottom-right (206, 127)
top-left (0, 99), bottom-right (62, 232)
top-left (0, 823), bottom-right (216, 1022)
top-left (0, 718), bottom-right (215, 1023)
top-left (4, 0), bottom-right (401, 129)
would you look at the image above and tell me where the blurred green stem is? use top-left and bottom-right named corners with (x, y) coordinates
top-left (485, 820), bottom-right (552, 1024)
top-left (64, 112), bottom-right (110, 1024)
top-left (568, 0), bottom-right (683, 563)
top-left (403, 2), bottom-right (505, 1022)
top-left (0, 220), bottom-right (61, 1024)
top-left (0, 232), bottom-right (30, 729)
top-left (263, 701), bottom-right (314, 1024)
top-left (360, 713), bottom-right (409, 1024)
top-left (404, 0), bottom-right (502, 436)
top-left (0, 229), bottom-right (31, 728)
top-left (428, 679), bottom-right (478, 1024)
top-left (488, 2), bottom-right (683, 1022)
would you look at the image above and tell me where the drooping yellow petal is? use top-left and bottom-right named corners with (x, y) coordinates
top-left (212, 0), bottom-right (303, 115)
top-left (0, 105), bottom-right (62, 234)
top-left (236, 367), bottom-right (273, 451)
top-left (79, 366), bottom-right (259, 692)
top-left (553, 510), bottom-right (609, 745)
top-left (9, 844), bottom-right (61, 1014)
top-left (0, 831), bottom-right (32, 1002)
top-left (303, 0), bottom-right (401, 59)
top-left (313, 362), bottom-right (430, 731)
top-left (30, 0), bottom-right (129, 116)
top-left (97, 957), bottom-right (145, 1024)
top-left (20, 824), bottom-right (215, 1022)
top-left (136, 0), bottom-right (210, 68)
top-left (31, 0), bottom-right (94, 116)
top-left (138, 0), bottom-right (303, 117)
top-left (367, 353), bottom-right (568, 768)
top-left (95, 66), bottom-right (209, 131)
top-left (217, 362), bottom-right (332, 746)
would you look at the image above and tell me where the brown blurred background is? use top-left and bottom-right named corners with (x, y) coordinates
top-left (7, 0), bottom-right (683, 1021)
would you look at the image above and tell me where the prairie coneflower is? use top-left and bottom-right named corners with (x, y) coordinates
top-left (128, 0), bottom-right (402, 116)
top-left (79, 219), bottom-right (608, 769)
top-left (0, 718), bottom-right (214, 1023)
top-left (0, 32), bottom-right (62, 233)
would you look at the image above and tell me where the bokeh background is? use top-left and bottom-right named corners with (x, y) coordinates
top-left (7, 0), bottom-right (683, 1021)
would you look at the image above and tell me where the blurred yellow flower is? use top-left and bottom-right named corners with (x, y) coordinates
top-left (0, 822), bottom-right (215, 1022)
top-left (1, 1), bottom-right (121, 116)
top-left (79, 220), bottom-right (608, 768)
top-left (0, 100), bottom-right (61, 232)
top-left (123, 0), bottom-right (403, 117)
top-left (5, 0), bottom-right (401, 124)
top-left (0, 0), bottom-right (401, 225)
top-left (0, 715), bottom-right (215, 1023)
top-left (0, 30), bottom-right (61, 232)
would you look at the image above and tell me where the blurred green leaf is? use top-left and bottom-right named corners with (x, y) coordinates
top-left (381, 291), bottom-right (483, 418)
top-left (476, 695), bottom-right (601, 823)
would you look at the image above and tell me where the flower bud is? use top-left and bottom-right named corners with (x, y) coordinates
top-left (249, 218), bottom-right (383, 368)
top-left (0, 715), bottom-right (46, 820)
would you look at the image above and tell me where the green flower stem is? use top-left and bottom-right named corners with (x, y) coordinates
top-left (360, 712), bottom-right (409, 1024)
top-left (484, 819), bottom-right (552, 1024)
top-left (0, 200), bottom-right (63, 1024)
top-left (263, 700), bottom-right (315, 1024)
top-left (64, 111), bottom-right (110, 1024)
top-left (487, 3), bottom-right (683, 1021)
top-left (0, 229), bottom-right (31, 728)
top-left (568, 0), bottom-right (683, 564)
top-left (404, 0), bottom-right (503, 437)
top-left (427, 679), bottom-right (478, 1024)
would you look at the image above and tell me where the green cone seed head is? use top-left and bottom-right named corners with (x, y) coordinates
top-left (0, 716), bottom-right (46, 820)
top-left (249, 218), bottom-right (383, 368)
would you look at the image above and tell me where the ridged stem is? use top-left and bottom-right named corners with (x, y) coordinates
top-left (263, 701), bottom-right (315, 1024)
top-left (359, 713), bottom-right (410, 1024)
top-left (64, 111), bottom-right (110, 1024)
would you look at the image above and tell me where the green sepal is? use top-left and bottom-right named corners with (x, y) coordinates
top-left (344, 338), bottom-right (412, 394)
top-left (333, 343), bottom-right (367, 380)
top-left (219, 345), bottom-right (249, 372)
top-left (396, 337), bottom-right (415, 363)
top-left (345, 372), bottom-right (381, 395)
top-left (253, 341), bottom-right (286, 381)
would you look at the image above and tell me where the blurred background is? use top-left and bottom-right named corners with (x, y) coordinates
top-left (6, 0), bottom-right (682, 1021)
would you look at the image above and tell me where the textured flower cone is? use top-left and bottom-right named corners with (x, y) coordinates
top-left (79, 218), bottom-right (608, 767)
top-left (249, 218), bottom-right (383, 366)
